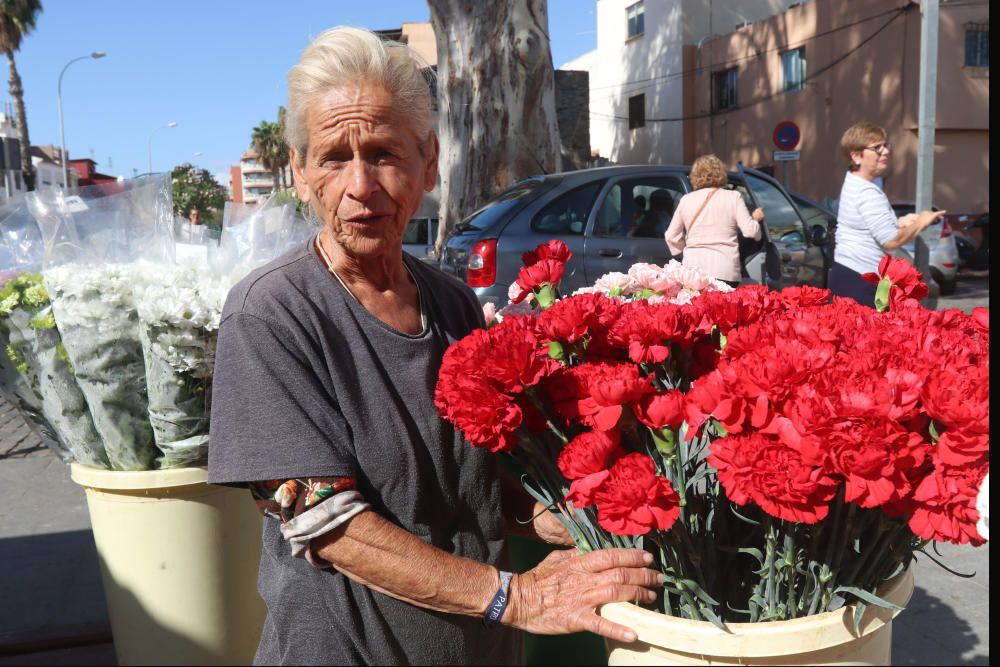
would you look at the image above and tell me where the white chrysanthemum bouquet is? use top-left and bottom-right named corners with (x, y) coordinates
top-left (0, 177), bottom-right (313, 470)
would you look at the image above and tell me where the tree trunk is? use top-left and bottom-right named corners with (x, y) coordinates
top-left (428, 0), bottom-right (561, 255)
top-left (5, 48), bottom-right (35, 191)
top-left (271, 166), bottom-right (280, 193)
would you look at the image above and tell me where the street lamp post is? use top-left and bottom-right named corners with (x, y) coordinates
top-left (147, 122), bottom-right (178, 175)
top-left (58, 51), bottom-right (106, 189)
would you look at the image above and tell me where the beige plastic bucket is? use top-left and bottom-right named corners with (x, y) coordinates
top-left (600, 566), bottom-right (914, 666)
top-left (71, 463), bottom-right (266, 666)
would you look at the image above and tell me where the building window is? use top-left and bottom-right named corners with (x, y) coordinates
top-left (965, 24), bottom-right (988, 67)
top-left (712, 67), bottom-right (738, 111)
top-left (628, 93), bottom-right (645, 129)
top-left (626, 2), bottom-right (644, 39)
top-left (782, 47), bottom-right (806, 92)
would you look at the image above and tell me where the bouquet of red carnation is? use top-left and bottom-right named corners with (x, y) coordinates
top-left (435, 244), bottom-right (989, 628)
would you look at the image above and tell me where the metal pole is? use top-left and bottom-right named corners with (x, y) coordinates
top-left (57, 53), bottom-right (106, 190)
top-left (57, 56), bottom-right (87, 189)
top-left (915, 0), bottom-right (938, 308)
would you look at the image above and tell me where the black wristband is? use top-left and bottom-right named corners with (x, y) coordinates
top-left (483, 570), bottom-right (514, 627)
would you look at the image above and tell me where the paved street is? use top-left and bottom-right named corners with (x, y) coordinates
top-left (0, 276), bottom-right (989, 665)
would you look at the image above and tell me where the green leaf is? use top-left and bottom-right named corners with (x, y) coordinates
top-left (874, 277), bottom-right (892, 311)
top-left (833, 586), bottom-right (904, 611)
top-left (852, 601), bottom-right (867, 636)
top-left (698, 604), bottom-right (728, 630)
top-left (738, 547), bottom-right (765, 563)
top-left (914, 547), bottom-right (977, 577)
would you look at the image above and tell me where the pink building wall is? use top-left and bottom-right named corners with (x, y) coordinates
top-left (684, 0), bottom-right (989, 214)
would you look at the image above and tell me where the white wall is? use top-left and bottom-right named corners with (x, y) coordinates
top-left (569, 0), bottom-right (798, 165)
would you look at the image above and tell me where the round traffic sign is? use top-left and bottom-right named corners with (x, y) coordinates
top-left (773, 121), bottom-right (801, 150)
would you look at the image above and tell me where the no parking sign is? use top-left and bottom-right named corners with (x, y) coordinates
top-left (773, 121), bottom-right (801, 151)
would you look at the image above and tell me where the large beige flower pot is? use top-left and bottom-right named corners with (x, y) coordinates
top-left (600, 567), bottom-right (914, 666)
top-left (71, 463), bottom-right (266, 666)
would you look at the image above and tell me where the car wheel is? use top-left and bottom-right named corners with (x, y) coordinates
top-left (930, 267), bottom-right (956, 296)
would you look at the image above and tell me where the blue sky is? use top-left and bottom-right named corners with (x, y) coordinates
top-left (13, 1), bottom-right (596, 187)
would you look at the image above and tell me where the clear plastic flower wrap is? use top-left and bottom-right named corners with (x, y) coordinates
top-left (132, 262), bottom-right (227, 468)
top-left (0, 203), bottom-right (106, 466)
top-left (27, 177), bottom-right (173, 470)
top-left (131, 194), bottom-right (309, 468)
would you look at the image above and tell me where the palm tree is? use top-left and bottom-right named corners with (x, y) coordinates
top-left (0, 0), bottom-right (41, 191)
top-left (251, 114), bottom-right (289, 191)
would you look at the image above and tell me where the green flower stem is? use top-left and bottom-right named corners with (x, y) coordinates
top-left (656, 534), bottom-right (702, 621)
top-left (784, 529), bottom-right (798, 619)
top-left (764, 519), bottom-right (779, 618)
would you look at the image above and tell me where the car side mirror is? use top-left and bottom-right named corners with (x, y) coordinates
top-left (808, 225), bottom-right (828, 246)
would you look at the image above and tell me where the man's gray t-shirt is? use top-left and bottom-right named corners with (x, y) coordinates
top-left (208, 239), bottom-right (521, 666)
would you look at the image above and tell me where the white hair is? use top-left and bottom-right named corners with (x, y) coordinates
top-left (286, 26), bottom-right (435, 164)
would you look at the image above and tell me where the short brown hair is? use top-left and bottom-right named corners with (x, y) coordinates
top-left (840, 122), bottom-right (886, 171)
top-left (689, 154), bottom-right (728, 190)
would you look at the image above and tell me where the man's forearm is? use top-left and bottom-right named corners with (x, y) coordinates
top-left (310, 510), bottom-right (498, 617)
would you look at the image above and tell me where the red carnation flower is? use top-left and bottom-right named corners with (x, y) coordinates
top-left (862, 254), bottom-right (929, 305)
top-left (909, 463), bottom-right (988, 546)
top-left (558, 430), bottom-right (624, 480)
top-left (579, 453), bottom-right (681, 536)
top-left (822, 421), bottom-right (928, 508)
top-left (512, 259), bottom-right (566, 303)
top-left (778, 285), bottom-right (831, 309)
top-left (709, 432), bottom-right (838, 524)
top-left (634, 390), bottom-right (686, 430)
top-left (522, 239), bottom-right (572, 267)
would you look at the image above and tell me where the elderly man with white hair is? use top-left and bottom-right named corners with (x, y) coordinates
top-left (208, 26), bottom-right (660, 666)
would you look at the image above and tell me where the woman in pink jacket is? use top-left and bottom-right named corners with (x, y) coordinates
top-left (665, 154), bottom-right (764, 287)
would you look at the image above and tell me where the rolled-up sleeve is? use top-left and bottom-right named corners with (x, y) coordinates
top-left (858, 191), bottom-right (898, 246)
top-left (208, 311), bottom-right (357, 485)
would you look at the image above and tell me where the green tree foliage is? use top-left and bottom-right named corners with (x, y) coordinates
top-left (251, 108), bottom-right (289, 191)
top-left (171, 163), bottom-right (227, 229)
top-left (0, 0), bottom-right (42, 190)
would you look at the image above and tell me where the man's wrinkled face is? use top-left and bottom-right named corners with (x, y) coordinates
top-left (292, 81), bottom-right (437, 259)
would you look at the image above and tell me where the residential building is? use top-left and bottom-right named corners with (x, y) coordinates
top-left (375, 22), bottom-right (438, 66)
top-left (30, 145), bottom-right (78, 192)
top-left (562, 0), bottom-right (788, 166)
top-left (229, 165), bottom-right (244, 204)
top-left (685, 0), bottom-right (989, 213)
top-left (1, 108), bottom-right (27, 202)
top-left (67, 158), bottom-right (119, 188)
top-left (238, 149), bottom-right (278, 205)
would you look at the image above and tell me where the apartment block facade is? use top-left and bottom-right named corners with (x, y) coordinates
top-left (685, 0), bottom-right (989, 213)
top-left (565, 0), bottom-right (988, 214)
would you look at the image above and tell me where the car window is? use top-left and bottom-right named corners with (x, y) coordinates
top-left (457, 180), bottom-right (545, 232)
top-left (594, 176), bottom-right (686, 238)
top-left (791, 197), bottom-right (836, 230)
top-left (745, 174), bottom-right (804, 240)
top-left (532, 180), bottom-right (605, 235)
top-left (403, 218), bottom-right (429, 245)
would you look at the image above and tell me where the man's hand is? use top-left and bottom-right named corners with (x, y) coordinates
top-left (504, 548), bottom-right (662, 642)
top-left (751, 207), bottom-right (765, 223)
top-left (898, 212), bottom-right (920, 228)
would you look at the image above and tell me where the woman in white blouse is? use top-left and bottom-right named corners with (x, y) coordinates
top-left (829, 122), bottom-right (944, 305)
top-left (666, 154), bottom-right (764, 287)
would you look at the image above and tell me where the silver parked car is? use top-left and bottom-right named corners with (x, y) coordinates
top-left (822, 196), bottom-right (958, 295)
top-left (890, 201), bottom-right (959, 295)
top-left (440, 165), bottom-right (829, 305)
